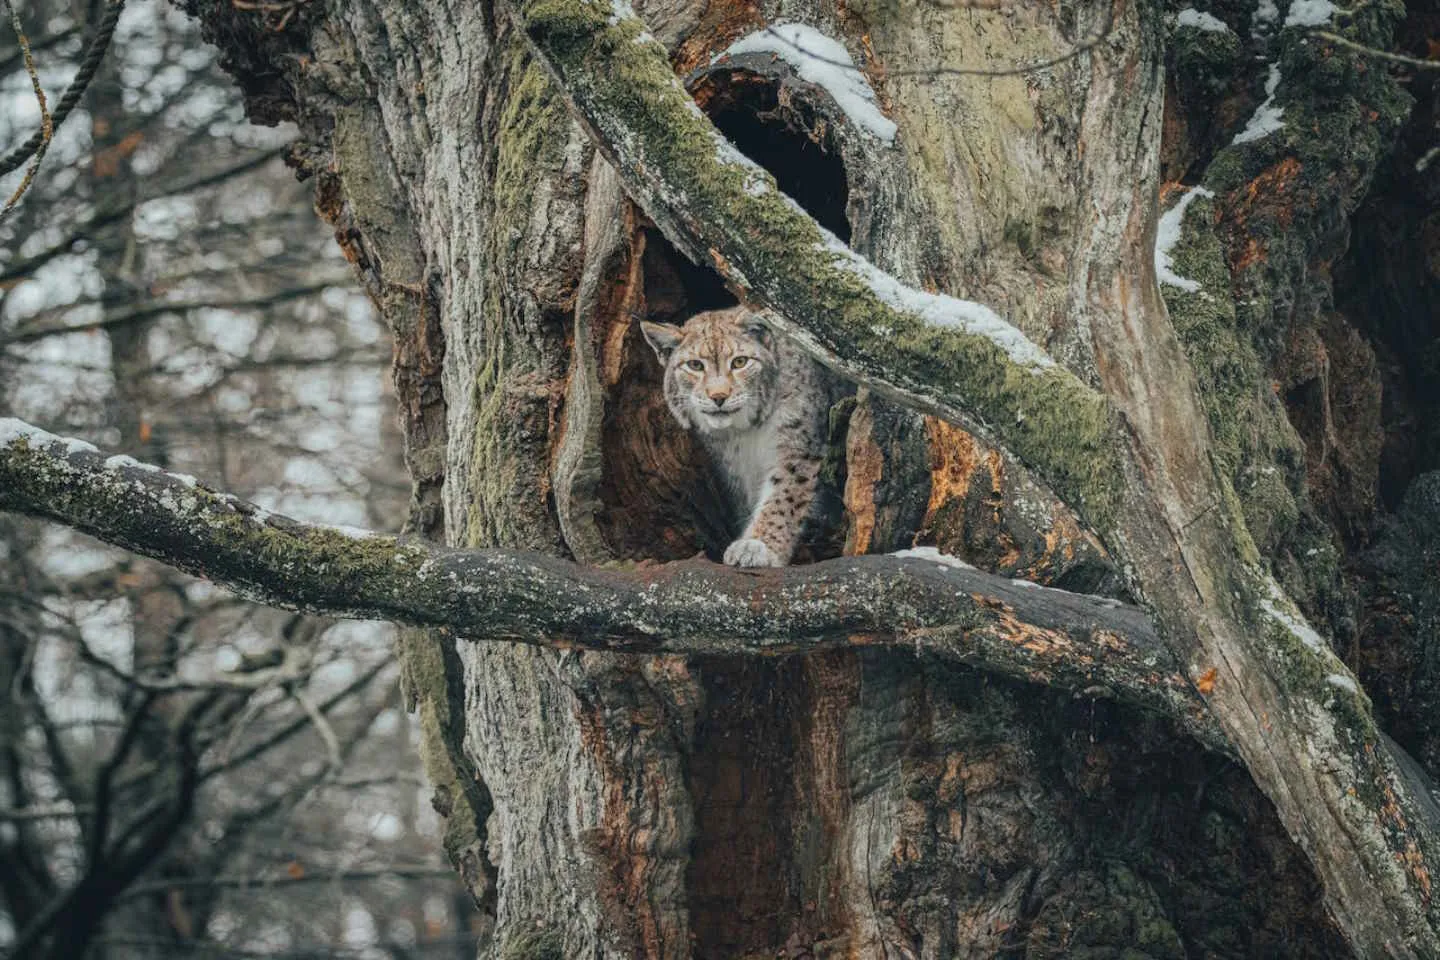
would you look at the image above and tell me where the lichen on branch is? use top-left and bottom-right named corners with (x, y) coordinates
top-left (0, 417), bottom-right (1223, 750)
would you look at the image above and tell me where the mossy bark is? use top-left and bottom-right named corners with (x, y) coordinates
top-left (160, 0), bottom-right (1439, 955)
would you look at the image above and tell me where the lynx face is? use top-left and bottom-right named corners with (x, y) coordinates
top-left (641, 307), bottom-right (779, 435)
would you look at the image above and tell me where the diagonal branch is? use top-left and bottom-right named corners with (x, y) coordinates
top-left (508, 0), bottom-right (1125, 530)
top-left (0, 146), bottom-right (287, 287)
top-left (2, 283), bottom-right (337, 346)
top-left (505, 4), bottom-right (1440, 952)
top-left (0, 0), bottom-right (52, 218)
top-left (0, 417), bottom-right (1224, 752)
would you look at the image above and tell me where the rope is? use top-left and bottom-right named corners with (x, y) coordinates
top-left (0, 0), bottom-right (127, 179)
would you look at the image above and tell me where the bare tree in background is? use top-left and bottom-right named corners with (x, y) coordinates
top-left (3, 0), bottom-right (1440, 957)
top-left (0, 2), bottom-right (478, 957)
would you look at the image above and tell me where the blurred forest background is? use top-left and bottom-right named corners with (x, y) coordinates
top-left (0, 1), bottom-right (482, 957)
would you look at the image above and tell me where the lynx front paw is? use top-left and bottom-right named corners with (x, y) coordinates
top-left (723, 538), bottom-right (782, 568)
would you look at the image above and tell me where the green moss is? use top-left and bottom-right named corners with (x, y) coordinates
top-left (520, 0), bottom-right (608, 39)
top-left (463, 46), bottom-right (572, 549)
top-left (517, 0), bottom-right (1127, 529)
top-left (1170, 18), bottom-right (1241, 99)
top-left (205, 514), bottom-right (426, 595)
top-left (1239, 563), bottom-right (1376, 741)
top-left (1160, 195), bottom-right (1306, 557)
top-left (491, 50), bottom-right (571, 249)
top-left (1171, 25), bottom-right (1413, 640)
top-left (397, 625), bottom-right (492, 887)
top-left (500, 929), bottom-right (565, 960)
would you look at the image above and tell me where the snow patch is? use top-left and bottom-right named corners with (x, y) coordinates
top-left (713, 134), bottom-right (774, 197)
top-left (326, 524), bottom-right (376, 540)
top-left (1254, 0), bottom-right (1280, 22)
top-left (820, 234), bottom-right (1056, 370)
top-left (608, 0), bottom-right (636, 26)
top-left (892, 546), bottom-right (975, 570)
top-left (1326, 673), bottom-right (1358, 694)
top-left (0, 417), bottom-right (45, 446)
top-left (1232, 63), bottom-right (1284, 144)
top-left (1284, 0), bottom-right (1336, 26)
top-left (1155, 186), bottom-right (1215, 293)
top-left (1176, 8), bottom-right (1231, 31)
top-left (103, 454), bottom-right (163, 473)
top-left (721, 23), bottom-right (897, 143)
top-left (1259, 577), bottom-right (1327, 653)
top-left (0, 417), bottom-right (97, 454)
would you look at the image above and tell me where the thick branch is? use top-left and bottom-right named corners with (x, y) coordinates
top-left (507, 8), bottom-right (1440, 950)
top-left (510, 0), bottom-right (1125, 529)
top-left (0, 418), bottom-right (1223, 751)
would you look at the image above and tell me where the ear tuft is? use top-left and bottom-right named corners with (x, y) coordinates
top-left (639, 321), bottom-right (683, 361)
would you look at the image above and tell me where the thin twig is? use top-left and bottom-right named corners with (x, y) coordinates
top-left (2, 282), bottom-right (337, 346)
top-left (290, 686), bottom-right (343, 772)
top-left (748, 6), bottom-right (1115, 80)
top-left (0, 802), bottom-right (94, 822)
top-left (0, 0), bottom-right (52, 220)
top-left (118, 865), bottom-right (456, 898)
top-left (1307, 28), bottom-right (1440, 70)
top-left (0, 146), bottom-right (287, 286)
top-left (0, 0), bottom-right (128, 180)
top-left (198, 661), bottom-right (390, 785)
top-left (0, 23), bottom-right (79, 75)
top-left (86, 691), bottom-right (159, 868)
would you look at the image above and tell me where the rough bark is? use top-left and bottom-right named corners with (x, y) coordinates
top-left (41, 0), bottom-right (1438, 955)
top-left (505, 0), bottom-right (1440, 953)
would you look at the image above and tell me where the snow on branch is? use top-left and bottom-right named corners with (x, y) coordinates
top-left (1232, 63), bottom-right (1285, 145)
top-left (719, 24), bottom-right (897, 142)
top-left (1175, 8), bottom-right (1231, 32)
top-left (0, 418), bottom-right (1225, 752)
top-left (515, 0), bottom-right (1126, 529)
top-left (1155, 185), bottom-right (1215, 293)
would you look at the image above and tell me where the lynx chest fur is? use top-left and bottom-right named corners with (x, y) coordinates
top-left (641, 306), bottom-right (839, 568)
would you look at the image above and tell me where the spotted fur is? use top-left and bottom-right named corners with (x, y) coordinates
top-left (641, 306), bottom-right (838, 567)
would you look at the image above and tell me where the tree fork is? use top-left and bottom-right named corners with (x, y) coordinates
top-left (503, 0), bottom-right (1440, 952)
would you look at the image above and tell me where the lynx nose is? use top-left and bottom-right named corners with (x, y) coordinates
top-left (706, 384), bottom-right (731, 406)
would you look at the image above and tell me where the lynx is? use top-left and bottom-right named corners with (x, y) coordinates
top-left (641, 306), bottom-right (840, 568)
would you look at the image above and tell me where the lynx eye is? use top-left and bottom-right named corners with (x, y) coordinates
top-left (730, 356), bottom-right (752, 370)
top-left (683, 359), bottom-right (705, 372)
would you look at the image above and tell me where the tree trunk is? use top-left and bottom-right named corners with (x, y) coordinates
top-left (126, 0), bottom-right (1437, 955)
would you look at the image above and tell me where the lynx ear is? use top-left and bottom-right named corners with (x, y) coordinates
top-left (639, 321), bottom-right (684, 361)
top-left (743, 315), bottom-right (775, 350)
